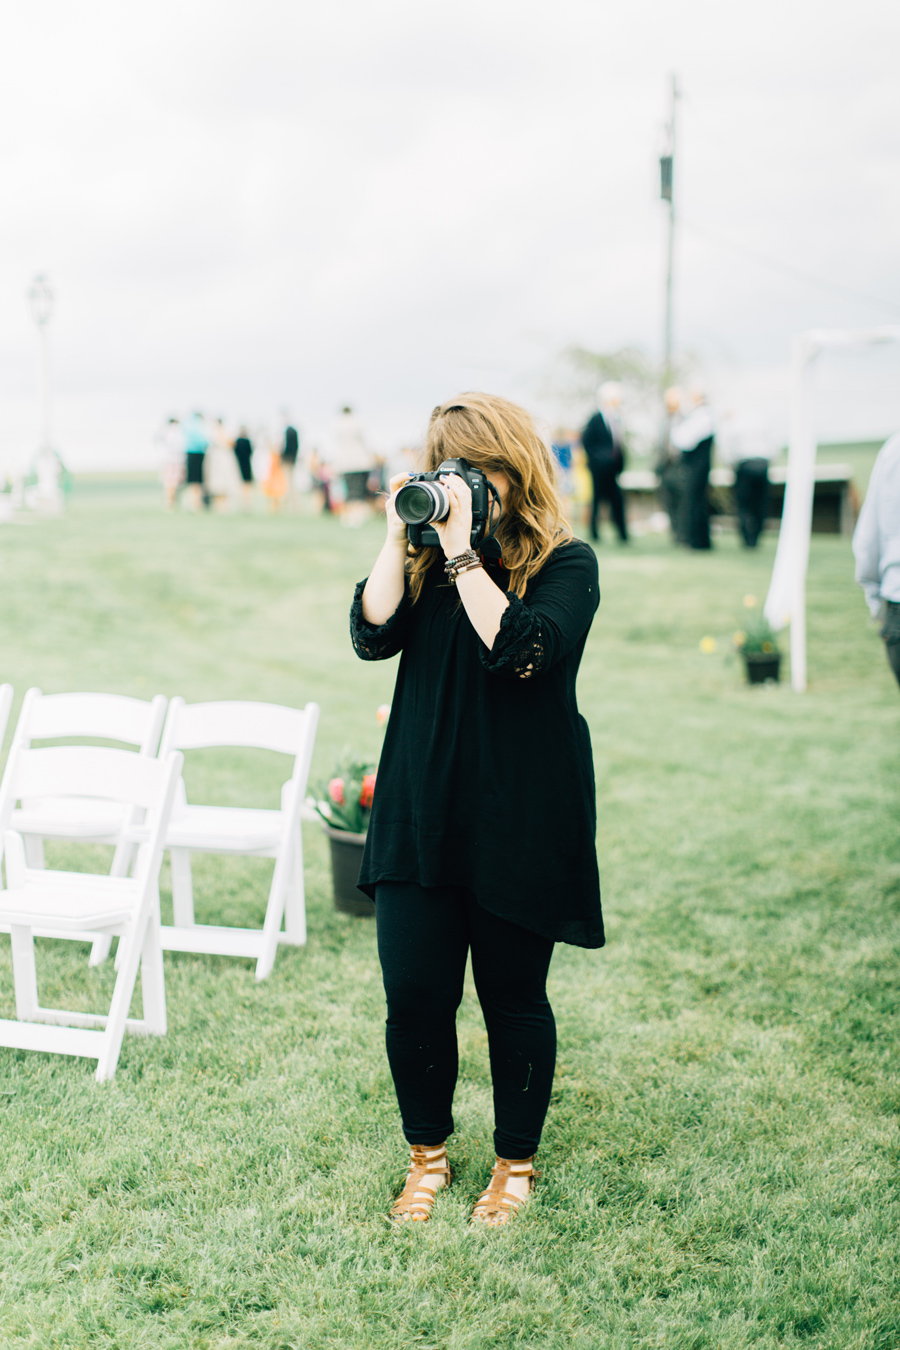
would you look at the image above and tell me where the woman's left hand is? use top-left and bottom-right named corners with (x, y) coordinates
top-left (432, 473), bottom-right (474, 558)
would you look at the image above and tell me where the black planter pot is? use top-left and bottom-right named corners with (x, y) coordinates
top-left (322, 825), bottom-right (374, 916)
top-left (744, 651), bottom-right (781, 684)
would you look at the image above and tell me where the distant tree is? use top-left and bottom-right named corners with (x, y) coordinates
top-left (558, 344), bottom-right (659, 404)
top-left (542, 344), bottom-right (700, 456)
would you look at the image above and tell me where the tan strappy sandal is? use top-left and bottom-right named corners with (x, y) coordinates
top-left (389, 1143), bottom-right (451, 1223)
top-left (470, 1156), bottom-right (538, 1227)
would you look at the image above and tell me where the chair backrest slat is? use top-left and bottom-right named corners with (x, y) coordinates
top-left (10, 746), bottom-right (181, 811)
top-left (21, 690), bottom-right (167, 752)
top-left (160, 699), bottom-right (313, 757)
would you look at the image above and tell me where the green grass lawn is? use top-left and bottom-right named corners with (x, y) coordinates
top-left (0, 492), bottom-right (897, 1350)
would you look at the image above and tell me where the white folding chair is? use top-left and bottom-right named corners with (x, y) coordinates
top-left (158, 698), bottom-right (320, 981)
top-left (0, 685), bottom-right (12, 760)
top-left (0, 744), bottom-right (182, 1082)
top-left (3, 688), bottom-right (168, 870)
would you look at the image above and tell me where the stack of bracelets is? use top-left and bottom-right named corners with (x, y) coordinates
top-left (443, 549), bottom-right (483, 584)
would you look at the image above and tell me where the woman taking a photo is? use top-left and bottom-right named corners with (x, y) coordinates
top-left (350, 392), bottom-right (604, 1226)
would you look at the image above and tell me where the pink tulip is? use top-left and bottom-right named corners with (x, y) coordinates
top-left (328, 777), bottom-right (345, 806)
top-left (360, 772), bottom-right (377, 809)
top-left (376, 704), bottom-right (391, 726)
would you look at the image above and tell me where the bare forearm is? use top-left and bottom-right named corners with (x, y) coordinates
top-left (455, 565), bottom-right (510, 649)
top-left (362, 538), bottom-right (409, 625)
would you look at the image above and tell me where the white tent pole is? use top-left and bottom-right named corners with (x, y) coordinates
top-left (765, 324), bottom-right (900, 692)
top-left (787, 337), bottom-right (818, 692)
top-left (765, 333), bottom-right (819, 691)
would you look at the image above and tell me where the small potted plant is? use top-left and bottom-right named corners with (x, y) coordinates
top-left (733, 595), bottom-right (781, 684)
top-left (312, 707), bottom-right (389, 916)
top-left (314, 760), bottom-right (377, 916)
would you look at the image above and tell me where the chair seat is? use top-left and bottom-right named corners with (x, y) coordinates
top-left (165, 805), bottom-right (284, 852)
top-left (11, 798), bottom-right (129, 841)
top-left (0, 871), bottom-right (139, 930)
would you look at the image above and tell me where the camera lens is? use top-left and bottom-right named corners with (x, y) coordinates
top-left (395, 481), bottom-right (449, 525)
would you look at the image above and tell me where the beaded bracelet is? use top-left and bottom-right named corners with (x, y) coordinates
top-left (444, 549), bottom-right (482, 583)
top-left (450, 560), bottom-right (483, 583)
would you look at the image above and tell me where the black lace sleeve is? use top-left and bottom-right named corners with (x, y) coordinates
top-left (478, 596), bottom-right (546, 678)
top-left (479, 541), bottom-right (600, 679)
top-left (350, 579), bottom-right (413, 661)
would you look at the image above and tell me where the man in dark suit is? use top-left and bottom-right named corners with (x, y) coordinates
top-left (581, 385), bottom-right (628, 543)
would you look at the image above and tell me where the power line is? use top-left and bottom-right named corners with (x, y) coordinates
top-left (681, 218), bottom-right (900, 319)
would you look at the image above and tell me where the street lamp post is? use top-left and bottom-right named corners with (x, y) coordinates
top-left (25, 273), bottom-right (64, 513)
top-left (659, 74), bottom-right (679, 390)
top-left (27, 273), bottom-right (54, 454)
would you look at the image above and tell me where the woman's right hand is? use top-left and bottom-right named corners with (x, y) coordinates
top-left (363, 472), bottom-right (412, 623)
top-left (385, 472), bottom-right (413, 546)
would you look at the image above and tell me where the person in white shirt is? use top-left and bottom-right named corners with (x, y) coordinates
top-left (853, 431), bottom-right (900, 689)
top-left (330, 406), bottom-right (375, 526)
top-left (156, 416), bottom-right (184, 511)
top-left (670, 389), bottom-right (715, 549)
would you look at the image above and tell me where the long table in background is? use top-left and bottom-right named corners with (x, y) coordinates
top-left (618, 463), bottom-right (856, 536)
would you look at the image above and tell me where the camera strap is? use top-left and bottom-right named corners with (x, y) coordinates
top-left (480, 536), bottom-right (503, 568)
top-left (479, 482), bottom-right (503, 567)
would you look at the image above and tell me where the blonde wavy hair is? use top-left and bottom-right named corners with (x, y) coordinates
top-left (407, 392), bottom-right (572, 603)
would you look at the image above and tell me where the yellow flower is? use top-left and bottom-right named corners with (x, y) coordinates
top-left (699, 636), bottom-right (717, 654)
top-left (743, 594), bottom-right (758, 609)
top-left (762, 641), bottom-right (774, 653)
top-left (733, 630), bottom-right (746, 647)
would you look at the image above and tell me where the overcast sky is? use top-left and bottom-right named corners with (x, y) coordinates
top-left (2, 0), bottom-right (899, 469)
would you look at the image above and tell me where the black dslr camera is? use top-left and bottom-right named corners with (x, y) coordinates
top-left (394, 458), bottom-right (493, 548)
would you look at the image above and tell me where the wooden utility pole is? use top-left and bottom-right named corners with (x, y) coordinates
top-left (659, 74), bottom-right (679, 388)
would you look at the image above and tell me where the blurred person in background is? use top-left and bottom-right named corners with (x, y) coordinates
top-left (719, 413), bottom-right (776, 548)
top-left (671, 388), bottom-right (715, 550)
top-left (550, 427), bottom-right (576, 520)
top-left (261, 433), bottom-right (287, 511)
top-left (156, 415), bottom-right (184, 511)
top-left (205, 416), bottom-right (241, 511)
top-left (182, 411), bottom-right (209, 512)
top-left (853, 430), bottom-right (900, 690)
top-left (581, 383), bottom-right (627, 544)
top-left (331, 405), bottom-right (374, 526)
top-left (655, 387), bottom-right (687, 544)
top-left (280, 409), bottom-right (300, 510)
top-left (290, 444), bottom-right (315, 512)
top-left (367, 455), bottom-right (389, 512)
top-left (308, 448), bottom-right (334, 513)
top-left (280, 412), bottom-right (299, 469)
top-left (232, 426), bottom-right (255, 511)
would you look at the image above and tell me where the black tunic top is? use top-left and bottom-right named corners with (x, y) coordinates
top-left (349, 539), bottom-right (604, 948)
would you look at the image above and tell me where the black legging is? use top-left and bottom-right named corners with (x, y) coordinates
top-left (375, 881), bottom-right (556, 1159)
